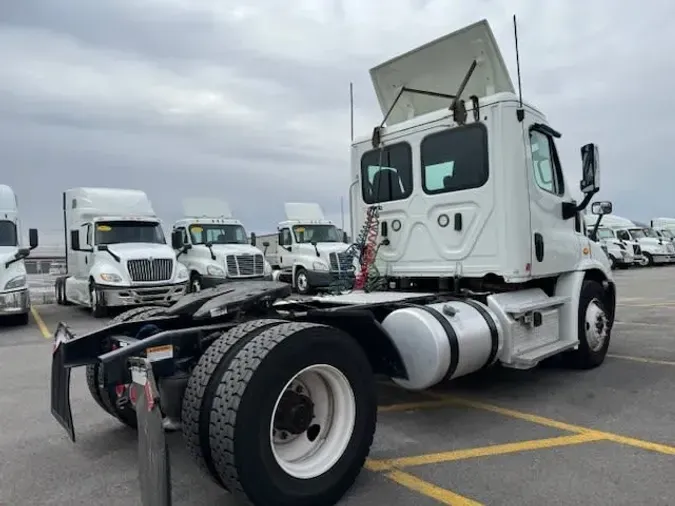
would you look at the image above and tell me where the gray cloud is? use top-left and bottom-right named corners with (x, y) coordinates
top-left (1, 0), bottom-right (674, 251)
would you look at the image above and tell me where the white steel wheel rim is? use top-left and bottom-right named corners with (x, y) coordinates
top-left (269, 364), bottom-right (356, 480)
top-left (296, 273), bottom-right (308, 292)
top-left (585, 298), bottom-right (608, 352)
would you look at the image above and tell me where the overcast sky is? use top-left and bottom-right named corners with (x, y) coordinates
top-left (1, 0), bottom-right (673, 248)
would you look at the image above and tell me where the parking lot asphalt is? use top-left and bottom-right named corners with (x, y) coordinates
top-left (1, 267), bottom-right (674, 506)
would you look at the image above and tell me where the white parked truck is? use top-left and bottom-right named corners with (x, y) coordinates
top-left (50, 19), bottom-right (617, 506)
top-left (170, 198), bottom-right (273, 292)
top-left (54, 187), bottom-right (189, 317)
top-left (601, 214), bottom-right (675, 266)
top-left (257, 202), bottom-right (354, 294)
top-left (0, 185), bottom-right (38, 325)
top-left (584, 212), bottom-right (636, 269)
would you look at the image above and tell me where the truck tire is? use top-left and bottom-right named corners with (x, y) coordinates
top-left (181, 318), bottom-right (287, 485)
top-left (189, 272), bottom-right (203, 293)
top-left (85, 306), bottom-right (166, 427)
top-left (208, 322), bottom-right (377, 506)
top-left (643, 252), bottom-right (654, 267)
top-left (294, 267), bottom-right (311, 295)
top-left (565, 280), bottom-right (612, 369)
top-left (89, 281), bottom-right (107, 318)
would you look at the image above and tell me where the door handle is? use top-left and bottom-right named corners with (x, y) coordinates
top-left (534, 233), bottom-right (544, 262)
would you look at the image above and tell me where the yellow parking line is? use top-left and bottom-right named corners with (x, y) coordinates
top-left (608, 354), bottom-right (675, 366)
top-left (382, 470), bottom-right (483, 506)
top-left (367, 433), bottom-right (603, 471)
top-left (30, 306), bottom-right (51, 339)
top-left (426, 394), bottom-right (675, 456)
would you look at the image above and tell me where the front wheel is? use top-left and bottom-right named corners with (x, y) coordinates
top-left (89, 282), bottom-right (107, 318)
top-left (189, 272), bottom-right (203, 293)
top-left (565, 280), bottom-right (612, 369)
top-left (643, 253), bottom-right (654, 267)
top-left (295, 268), bottom-right (311, 295)
top-left (207, 322), bottom-right (377, 506)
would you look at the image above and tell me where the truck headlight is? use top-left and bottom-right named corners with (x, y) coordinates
top-left (207, 264), bottom-right (225, 277)
top-left (99, 273), bottom-right (123, 283)
top-left (4, 274), bottom-right (27, 290)
top-left (176, 265), bottom-right (189, 281)
top-left (313, 261), bottom-right (329, 271)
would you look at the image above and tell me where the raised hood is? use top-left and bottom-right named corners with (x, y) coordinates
top-left (370, 19), bottom-right (515, 126)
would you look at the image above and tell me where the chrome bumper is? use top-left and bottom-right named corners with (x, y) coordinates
top-left (0, 288), bottom-right (30, 315)
top-left (97, 282), bottom-right (188, 307)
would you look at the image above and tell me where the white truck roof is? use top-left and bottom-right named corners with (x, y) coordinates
top-left (65, 187), bottom-right (157, 221)
top-left (369, 18), bottom-right (514, 127)
top-left (283, 203), bottom-right (332, 224)
top-left (0, 184), bottom-right (18, 216)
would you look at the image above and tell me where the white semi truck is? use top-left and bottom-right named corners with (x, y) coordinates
top-left (0, 185), bottom-right (38, 325)
top-left (50, 19), bottom-right (618, 506)
top-left (601, 214), bottom-right (675, 266)
top-left (257, 202), bottom-right (354, 294)
top-left (584, 213), bottom-right (636, 269)
top-left (170, 198), bottom-right (273, 292)
top-left (54, 187), bottom-right (189, 317)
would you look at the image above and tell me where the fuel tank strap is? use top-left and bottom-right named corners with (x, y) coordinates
top-left (449, 298), bottom-right (500, 370)
top-left (410, 305), bottom-right (460, 381)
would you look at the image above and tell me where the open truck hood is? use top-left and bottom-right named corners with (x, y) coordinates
top-left (370, 19), bottom-right (514, 126)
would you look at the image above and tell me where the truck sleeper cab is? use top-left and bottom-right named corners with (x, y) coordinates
top-left (0, 185), bottom-right (38, 325)
top-left (55, 188), bottom-right (189, 317)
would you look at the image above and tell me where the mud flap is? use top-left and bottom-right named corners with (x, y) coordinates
top-left (50, 322), bottom-right (75, 442)
top-left (129, 357), bottom-right (172, 506)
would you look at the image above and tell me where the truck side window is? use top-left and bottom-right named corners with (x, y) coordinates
top-left (361, 142), bottom-right (412, 204)
top-left (280, 228), bottom-right (292, 246)
top-left (420, 123), bottom-right (489, 194)
top-left (529, 130), bottom-right (565, 196)
top-left (617, 230), bottom-right (630, 241)
top-left (86, 224), bottom-right (92, 247)
top-left (181, 228), bottom-right (189, 245)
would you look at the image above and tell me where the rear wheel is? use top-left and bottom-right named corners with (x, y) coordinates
top-left (207, 322), bottom-right (377, 506)
top-left (181, 318), bottom-right (287, 485)
top-left (85, 306), bottom-right (166, 428)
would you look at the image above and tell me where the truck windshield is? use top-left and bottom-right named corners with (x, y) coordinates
top-left (189, 224), bottom-right (248, 245)
top-left (596, 228), bottom-right (614, 239)
top-left (643, 228), bottom-right (659, 238)
top-left (293, 225), bottom-right (340, 243)
top-left (629, 228), bottom-right (646, 239)
top-left (0, 220), bottom-right (18, 247)
top-left (95, 221), bottom-right (166, 245)
top-left (661, 229), bottom-right (674, 239)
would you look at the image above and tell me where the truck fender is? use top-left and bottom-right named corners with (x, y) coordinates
top-left (555, 265), bottom-right (616, 344)
top-left (302, 309), bottom-right (409, 380)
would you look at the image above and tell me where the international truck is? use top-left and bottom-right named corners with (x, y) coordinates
top-left (257, 202), bottom-right (355, 294)
top-left (54, 187), bottom-right (189, 317)
top-left (49, 19), bottom-right (616, 506)
top-left (0, 185), bottom-right (38, 325)
top-left (170, 198), bottom-right (273, 292)
top-left (601, 214), bottom-right (675, 266)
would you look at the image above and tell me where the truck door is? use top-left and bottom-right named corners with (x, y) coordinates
top-left (278, 228), bottom-right (293, 268)
top-left (526, 125), bottom-right (582, 277)
top-left (81, 223), bottom-right (94, 278)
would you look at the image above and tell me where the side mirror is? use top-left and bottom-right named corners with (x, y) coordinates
top-left (16, 248), bottom-right (30, 260)
top-left (70, 230), bottom-right (81, 251)
top-left (580, 143), bottom-right (600, 194)
top-left (591, 201), bottom-right (612, 215)
top-left (342, 231), bottom-right (349, 243)
top-left (263, 241), bottom-right (270, 248)
top-left (28, 228), bottom-right (39, 249)
top-left (171, 230), bottom-right (183, 250)
top-left (250, 232), bottom-right (257, 247)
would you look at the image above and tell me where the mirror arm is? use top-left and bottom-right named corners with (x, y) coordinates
top-left (590, 215), bottom-right (604, 242)
top-left (575, 191), bottom-right (596, 213)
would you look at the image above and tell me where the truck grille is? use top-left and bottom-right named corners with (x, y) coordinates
top-left (127, 258), bottom-right (173, 282)
top-left (226, 254), bottom-right (264, 278)
top-left (329, 251), bottom-right (354, 272)
top-left (633, 244), bottom-right (642, 255)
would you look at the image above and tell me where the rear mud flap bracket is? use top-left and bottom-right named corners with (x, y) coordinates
top-left (130, 357), bottom-right (172, 506)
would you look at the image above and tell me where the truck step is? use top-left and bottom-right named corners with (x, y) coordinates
top-left (503, 339), bottom-right (578, 369)
top-left (501, 295), bottom-right (570, 315)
